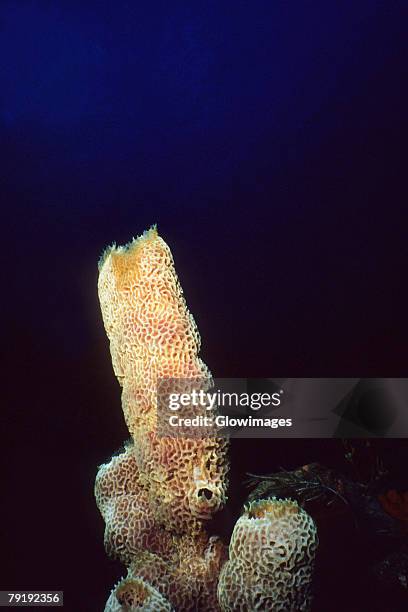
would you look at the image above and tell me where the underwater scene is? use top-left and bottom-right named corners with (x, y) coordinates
top-left (2, 2), bottom-right (407, 611)
top-left (94, 228), bottom-right (408, 611)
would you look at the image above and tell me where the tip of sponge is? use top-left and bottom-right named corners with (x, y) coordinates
top-left (98, 224), bottom-right (159, 271)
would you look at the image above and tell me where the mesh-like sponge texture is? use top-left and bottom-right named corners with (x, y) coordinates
top-left (128, 533), bottom-right (227, 612)
top-left (95, 444), bottom-right (174, 563)
top-left (96, 228), bottom-right (230, 609)
top-left (98, 226), bottom-right (210, 436)
top-left (104, 576), bottom-right (174, 611)
top-left (97, 227), bottom-right (228, 534)
top-left (217, 498), bottom-right (318, 612)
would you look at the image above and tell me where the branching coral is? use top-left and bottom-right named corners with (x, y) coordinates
top-left (95, 227), bottom-right (229, 611)
top-left (217, 498), bottom-right (318, 612)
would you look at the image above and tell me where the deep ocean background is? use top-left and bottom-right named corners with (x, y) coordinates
top-left (1, 1), bottom-right (407, 610)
